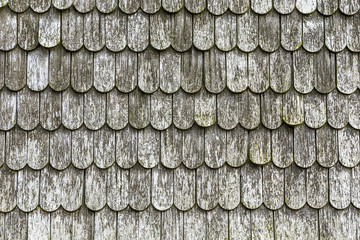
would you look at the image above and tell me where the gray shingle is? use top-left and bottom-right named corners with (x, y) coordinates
top-left (174, 164), bottom-right (195, 210)
top-left (18, 9), bottom-right (39, 51)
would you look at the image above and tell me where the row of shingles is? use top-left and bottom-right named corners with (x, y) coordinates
top-left (0, 125), bottom-right (359, 212)
top-left (2, 6), bottom-right (360, 53)
top-left (1, 122), bottom-right (360, 171)
top-left (1, 41), bottom-right (360, 95)
top-left (2, 0), bottom-right (360, 16)
top-left (1, 80), bottom-right (360, 133)
top-left (0, 204), bottom-right (359, 240)
top-left (0, 163), bottom-right (360, 239)
top-left (0, 204), bottom-right (355, 240)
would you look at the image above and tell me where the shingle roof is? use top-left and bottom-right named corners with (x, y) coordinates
top-left (1, 0), bottom-right (360, 239)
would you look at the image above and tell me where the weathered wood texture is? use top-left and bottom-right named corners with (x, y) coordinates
top-left (1, 2), bottom-right (360, 240)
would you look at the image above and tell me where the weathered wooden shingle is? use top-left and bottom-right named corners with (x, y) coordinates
top-left (8, 0), bottom-right (29, 12)
top-left (6, 126), bottom-right (27, 170)
top-left (129, 88), bottom-right (150, 129)
top-left (138, 47), bottom-right (160, 94)
top-left (337, 49), bottom-right (360, 94)
top-left (105, 9), bottom-right (127, 52)
top-left (73, 0), bottom-right (94, 13)
top-left (5, 47), bottom-right (27, 91)
top-left (50, 208), bottom-right (72, 240)
top-left (106, 89), bottom-right (128, 130)
top-left (84, 9), bottom-right (105, 51)
top-left (283, 87), bottom-right (304, 126)
top-left (347, 13), bottom-right (360, 52)
top-left (160, 48), bottom-right (181, 93)
top-left (197, 165), bottom-right (218, 210)
top-left (0, 88), bottom-right (16, 131)
top-left (71, 47), bottom-right (93, 92)
top-left (349, 90), bottom-right (360, 129)
top-left (263, 162), bottom-right (284, 210)
top-left (272, 125), bottom-right (294, 168)
top-left (171, 8), bottom-right (192, 52)
top-left (327, 89), bottom-right (349, 129)
top-left (315, 48), bottom-right (336, 93)
top-left (226, 48), bottom-right (248, 92)
top-left (241, 163), bottom-right (262, 209)
top-left (205, 124), bottom-right (226, 168)
top-left (115, 48), bottom-right (137, 93)
top-left (294, 124), bottom-right (316, 168)
top-left (116, 126), bottom-right (137, 168)
top-left (107, 165), bottom-right (129, 211)
top-left (194, 88), bottom-right (216, 127)
top-left (40, 88), bottom-right (61, 130)
top-left (248, 48), bottom-right (269, 93)
top-left (129, 164), bottom-right (151, 211)
top-left (173, 89), bottom-right (194, 130)
top-left (303, 12), bottom-right (324, 52)
top-left (50, 126), bottom-right (71, 170)
top-left (49, 46), bottom-right (71, 91)
top-left (138, 126), bottom-right (160, 168)
top-left (72, 126), bottom-right (93, 169)
top-left (119, 0), bottom-right (139, 13)
top-left (294, 48), bottom-right (315, 94)
top-left (270, 48), bottom-right (291, 93)
top-left (17, 166), bottom-right (39, 212)
top-left (128, 10), bottom-right (149, 52)
top-left (285, 164), bottom-right (306, 209)
top-left (281, 10), bottom-right (302, 51)
top-left (193, 10), bottom-right (214, 51)
top-left (94, 48), bottom-right (115, 92)
top-left (275, 206), bottom-right (318, 239)
top-left (259, 10), bottom-right (280, 52)
top-left (316, 124), bottom-right (338, 167)
top-left (330, 162), bottom-right (351, 209)
top-left (307, 163), bottom-right (329, 208)
top-left (62, 88), bottom-right (83, 130)
top-left (237, 10), bottom-right (258, 52)
top-left (17, 87), bottom-right (40, 130)
top-left (0, 166), bottom-right (17, 212)
top-left (84, 89), bottom-right (106, 130)
top-left (94, 126), bottom-right (115, 168)
top-left (150, 10), bottom-right (171, 51)
top-left (338, 125), bottom-right (360, 167)
top-left (261, 89), bottom-right (283, 129)
top-left (181, 47), bottom-right (203, 93)
top-left (0, 7), bottom-right (17, 51)
top-left (38, 7), bottom-right (60, 48)
top-left (161, 126), bottom-right (183, 168)
top-left (239, 89), bottom-right (261, 129)
top-left (217, 89), bottom-right (239, 130)
top-left (174, 165), bottom-right (195, 210)
top-left (215, 12), bottom-right (237, 51)
top-left (39, 166), bottom-right (61, 212)
top-left (27, 208), bottom-right (50, 240)
top-left (150, 90), bottom-right (172, 130)
top-left (18, 9), bottom-right (39, 51)
top-left (325, 11), bottom-right (347, 52)
top-left (62, 7), bottom-right (84, 51)
top-left (304, 90), bottom-right (326, 128)
top-left (152, 164), bottom-right (173, 211)
top-left (204, 47), bottom-right (226, 93)
top-left (182, 125), bottom-right (204, 169)
top-left (85, 165), bottom-right (107, 210)
top-left (184, 0), bottom-right (205, 13)
top-left (27, 47), bottom-right (49, 91)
